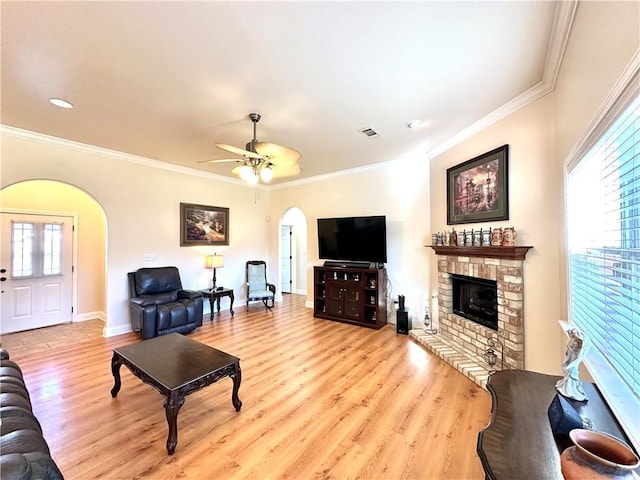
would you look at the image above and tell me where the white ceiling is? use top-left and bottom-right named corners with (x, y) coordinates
top-left (1, 1), bottom-right (570, 185)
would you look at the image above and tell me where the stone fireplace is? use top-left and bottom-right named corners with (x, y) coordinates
top-left (410, 245), bottom-right (532, 387)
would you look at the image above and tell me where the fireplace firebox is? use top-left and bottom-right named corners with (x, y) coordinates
top-left (451, 274), bottom-right (498, 330)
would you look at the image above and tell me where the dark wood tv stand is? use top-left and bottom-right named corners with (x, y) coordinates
top-left (313, 265), bottom-right (387, 329)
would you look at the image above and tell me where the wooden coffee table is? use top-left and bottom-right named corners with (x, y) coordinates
top-left (110, 333), bottom-right (242, 454)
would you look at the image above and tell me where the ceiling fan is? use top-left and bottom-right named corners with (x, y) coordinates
top-left (200, 113), bottom-right (302, 184)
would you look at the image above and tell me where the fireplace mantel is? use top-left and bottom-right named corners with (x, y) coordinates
top-left (429, 245), bottom-right (533, 260)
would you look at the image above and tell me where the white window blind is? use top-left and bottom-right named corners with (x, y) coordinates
top-left (567, 94), bottom-right (640, 399)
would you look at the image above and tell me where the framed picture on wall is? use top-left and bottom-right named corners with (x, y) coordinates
top-left (446, 145), bottom-right (509, 225)
top-left (180, 203), bottom-right (229, 246)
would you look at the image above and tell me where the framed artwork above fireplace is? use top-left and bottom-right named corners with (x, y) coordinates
top-left (446, 144), bottom-right (509, 225)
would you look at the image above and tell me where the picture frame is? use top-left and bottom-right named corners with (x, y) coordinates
top-left (180, 203), bottom-right (229, 246)
top-left (446, 144), bottom-right (509, 225)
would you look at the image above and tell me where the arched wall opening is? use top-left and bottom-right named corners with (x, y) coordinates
top-left (278, 207), bottom-right (308, 300)
top-left (0, 180), bottom-right (108, 332)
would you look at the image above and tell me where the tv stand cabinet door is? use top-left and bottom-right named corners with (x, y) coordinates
top-left (325, 282), bottom-right (344, 316)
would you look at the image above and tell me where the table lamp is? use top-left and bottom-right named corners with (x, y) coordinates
top-left (205, 254), bottom-right (224, 290)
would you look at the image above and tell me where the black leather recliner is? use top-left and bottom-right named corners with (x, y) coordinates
top-left (128, 267), bottom-right (203, 340)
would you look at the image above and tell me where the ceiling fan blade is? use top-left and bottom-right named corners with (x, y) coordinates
top-left (254, 142), bottom-right (301, 167)
top-left (271, 163), bottom-right (302, 178)
top-left (215, 143), bottom-right (264, 159)
top-left (197, 158), bottom-right (243, 164)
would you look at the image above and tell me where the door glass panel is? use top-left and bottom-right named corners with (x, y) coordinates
top-left (11, 221), bottom-right (64, 278)
top-left (11, 222), bottom-right (34, 277)
top-left (43, 224), bottom-right (62, 275)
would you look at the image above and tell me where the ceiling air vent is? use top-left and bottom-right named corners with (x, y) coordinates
top-left (358, 127), bottom-right (380, 138)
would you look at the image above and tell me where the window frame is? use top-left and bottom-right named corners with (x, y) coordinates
top-left (563, 58), bottom-right (640, 453)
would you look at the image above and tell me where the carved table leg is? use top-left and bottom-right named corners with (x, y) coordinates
top-left (110, 353), bottom-right (122, 397)
top-left (229, 291), bottom-right (235, 316)
top-left (216, 296), bottom-right (221, 313)
top-left (231, 362), bottom-right (242, 411)
top-left (164, 392), bottom-right (185, 455)
top-left (209, 295), bottom-right (214, 321)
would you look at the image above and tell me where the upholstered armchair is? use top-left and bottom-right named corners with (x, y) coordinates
top-left (128, 267), bottom-right (203, 339)
top-left (246, 261), bottom-right (276, 310)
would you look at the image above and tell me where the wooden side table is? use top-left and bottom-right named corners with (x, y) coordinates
top-left (477, 370), bottom-right (636, 479)
top-left (199, 288), bottom-right (235, 319)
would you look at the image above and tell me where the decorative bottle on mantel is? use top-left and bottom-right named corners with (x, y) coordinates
top-left (450, 229), bottom-right (457, 246)
top-left (482, 228), bottom-right (492, 246)
top-left (502, 226), bottom-right (517, 246)
top-left (491, 227), bottom-right (503, 246)
top-left (465, 229), bottom-right (474, 246)
top-left (473, 229), bottom-right (482, 246)
top-left (457, 230), bottom-right (466, 247)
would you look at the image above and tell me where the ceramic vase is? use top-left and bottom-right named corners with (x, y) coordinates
top-left (560, 429), bottom-right (639, 480)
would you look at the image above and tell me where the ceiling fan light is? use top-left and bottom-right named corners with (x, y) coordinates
top-left (239, 164), bottom-right (253, 181)
top-left (246, 172), bottom-right (259, 186)
top-left (260, 165), bottom-right (273, 182)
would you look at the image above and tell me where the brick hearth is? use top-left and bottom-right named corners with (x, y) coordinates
top-left (410, 246), bottom-right (531, 387)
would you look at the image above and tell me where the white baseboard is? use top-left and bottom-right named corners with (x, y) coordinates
top-left (104, 324), bottom-right (132, 338)
top-left (74, 311), bottom-right (105, 322)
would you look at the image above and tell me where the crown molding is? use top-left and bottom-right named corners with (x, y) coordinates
top-left (276, 0), bottom-right (578, 185)
top-left (2, 2), bottom-right (578, 191)
top-left (0, 124), bottom-right (268, 190)
top-left (564, 48), bottom-right (640, 172)
top-left (425, 0), bottom-right (577, 161)
top-left (543, 0), bottom-right (578, 90)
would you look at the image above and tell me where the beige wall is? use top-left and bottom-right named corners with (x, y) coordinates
top-left (0, 1), bottom-right (636, 374)
top-left (429, 1), bottom-right (639, 374)
top-left (0, 130), bottom-right (272, 336)
top-left (0, 180), bottom-right (107, 319)
top-left (269, 156), bottom-right (432, 322)
top-left (429, 96), bottom-right (560, 373)
top-left (554, 1), bottom-right (639, 316)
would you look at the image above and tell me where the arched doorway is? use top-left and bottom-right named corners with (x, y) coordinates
top-left (279, 207), bottom-right (307, 297)
top-left (0, 180), bottom-right (107, 334)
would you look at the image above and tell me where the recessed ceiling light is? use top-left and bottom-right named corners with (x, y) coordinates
top-left (406, 120), bottom-right (423, 129)
top-left (49, 98), bottom-right (74, 109)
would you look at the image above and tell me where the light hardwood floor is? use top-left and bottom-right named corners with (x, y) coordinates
top-left (2, 294), bottom-right (492, 479)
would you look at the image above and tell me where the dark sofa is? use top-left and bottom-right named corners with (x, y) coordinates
top-left (0, 348), bottom-right (64, 480)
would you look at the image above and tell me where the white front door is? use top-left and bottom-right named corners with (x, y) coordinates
top-left (0, 213), bottom-right (74, 334)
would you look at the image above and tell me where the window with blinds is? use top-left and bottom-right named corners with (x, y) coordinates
top-left (567, 93), bottom-right (639, 400)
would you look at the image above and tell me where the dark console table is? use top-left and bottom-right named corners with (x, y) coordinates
top-left (199, 288), bottom-right (235, 319)
top-left (477, 369), bottom-right (635, 480)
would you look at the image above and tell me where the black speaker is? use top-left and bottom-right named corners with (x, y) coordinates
top-left (396, 309), bottom-right (410, 334)
top-left (398, 295), bottom-right (405, 310)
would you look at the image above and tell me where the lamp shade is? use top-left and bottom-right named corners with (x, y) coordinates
top-left (205, 254), bottom-right (224, 269)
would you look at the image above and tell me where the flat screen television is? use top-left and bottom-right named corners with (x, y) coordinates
top-left (317, 215), bottom-right (387, 264)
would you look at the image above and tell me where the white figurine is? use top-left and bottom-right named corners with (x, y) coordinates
top-left (555, 327), bottom-right (590, 401)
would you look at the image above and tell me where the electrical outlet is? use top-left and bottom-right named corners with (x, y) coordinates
top-left (143, 254), bottom-right (157, 262)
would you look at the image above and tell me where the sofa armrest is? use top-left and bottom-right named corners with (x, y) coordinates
top-left (177, 290), bottom-right (202, 301)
